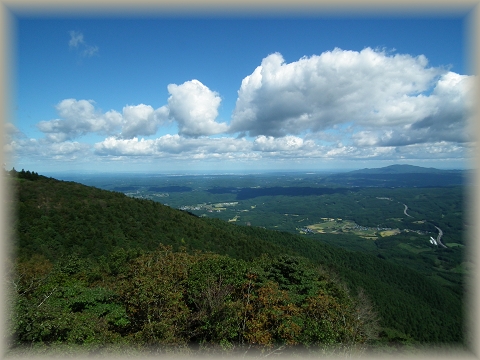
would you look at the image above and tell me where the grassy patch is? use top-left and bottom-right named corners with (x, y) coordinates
top-left (379, 229), bottom-right (401, 237)
top-left (445, 243), bottom-right (464, 248)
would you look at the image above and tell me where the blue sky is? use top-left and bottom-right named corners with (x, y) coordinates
top-left (6, 10), bottom-right (475, 174)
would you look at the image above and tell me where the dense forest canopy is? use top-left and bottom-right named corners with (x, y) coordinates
top-left (5, 168), bottom-right (468, 356)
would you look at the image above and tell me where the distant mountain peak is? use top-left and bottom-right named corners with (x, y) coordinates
top-left (349, 164), bottom-right (445, 175)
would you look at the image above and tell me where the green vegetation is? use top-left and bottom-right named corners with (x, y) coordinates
top-left (6, 169), bottom-right (468, 355)
top-left (9, 247), bottom-right (380, 356)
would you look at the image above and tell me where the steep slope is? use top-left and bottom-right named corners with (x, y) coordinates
top-left (12, 175), bottom-right (291, 262)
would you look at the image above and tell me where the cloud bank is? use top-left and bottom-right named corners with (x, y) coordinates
top-left (10, 48), bottom-right (475, 168)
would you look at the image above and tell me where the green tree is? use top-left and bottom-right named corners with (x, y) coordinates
top-left (186, 255), bottom-right (247, 346)
top-left (115, 245), bottom-right (193, 346)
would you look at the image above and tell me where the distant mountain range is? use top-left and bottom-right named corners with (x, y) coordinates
top-left (348, 164), bottom-right (463, 175)
top-left (321, 164), bottom-right (465, 187)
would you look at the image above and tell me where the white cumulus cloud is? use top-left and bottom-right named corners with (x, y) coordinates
top-left (37, 99), bottom-right (122, 142)
top-left (167, 80), bottom-right (229, 137)
top-left (252, 135), bottom-right (312, 152)
top-left (120, 104), bottom-right (170, 139)
top-left (36, 99), bottom-right (169, 142)
top-left (6, 136), bottom-right (91, 162)
top-left (229, 48), bottom-right (473, 149)
top-left (94, 135), bottom-right (252, 158)
top-left (352, 71), bottom-right (474, 147)
top-left (94, 137), bottom-right (156, 156)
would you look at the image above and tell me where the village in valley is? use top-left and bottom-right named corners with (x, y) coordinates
top-left (296, 217), bottom-right (435, 242)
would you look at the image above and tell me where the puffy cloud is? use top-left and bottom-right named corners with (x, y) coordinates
top-left (37, 99), bottom-right (122, 141)
top-left (46, 142), bottom-right (91, 159)
top-left (408, 72), bottom-right (474, 143)
top-left (94, 131), bottom-right (465, 160)
top-left (252, 135), bottom-right (313, 152)
top-left (352, 131), bottom-right (383, 146)
top-left (11, 126), bottom-right (468, 166)
top-left (94, 137), bottom-right (156, 156)
top-left (323, 144), bottom-right (396, 159)
top-left (94, 135), bottom-right (252, 158)
top-left (229, 48), bottom-right (473, 148)
top-left (37, 78), bottom-right (230, 143)
top-left (6, 136), bottom-right (90, 162)
top-left (120, 104), bottom-right (170, 139)
top-left (37, 99), bottom-right (168, 142)
top-left (154, 135), bottom-right (252, 157)
top-left (394, 142), bottom-right (467, 159)
top-left (351, 72), bottom-right (474, 147)
top-left (167, 80), bottom-right (228, 137)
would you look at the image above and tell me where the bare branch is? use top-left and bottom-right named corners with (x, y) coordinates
top-left (37, 287), bottom-right (57, 308)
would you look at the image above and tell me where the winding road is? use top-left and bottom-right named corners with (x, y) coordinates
top-left (403, 204), bottom-right (413, 218)
top-left (434, 225), bottom-right (447, 248)
top-left (402, 203), bottom-right (447, 248)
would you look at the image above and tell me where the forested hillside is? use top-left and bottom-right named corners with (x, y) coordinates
top-left (6, 170), bottom-right (466, 355)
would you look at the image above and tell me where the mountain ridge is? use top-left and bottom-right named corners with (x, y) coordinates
top-left (318, 164), bottom-right (465, 187)
top-left (348, 164), bottom-right (462, 175)
top-left (8, 170), bottom-right (464, 349)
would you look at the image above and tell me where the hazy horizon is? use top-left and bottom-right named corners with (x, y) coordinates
top-left (9, 163), bottom-right (466, 181)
